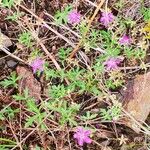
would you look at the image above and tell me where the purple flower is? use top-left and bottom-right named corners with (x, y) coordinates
top-left (119, 35), bottom-right (131, 45)
top-left (68, 10), bottom-right (81, 24)
top-left (99, 12), bottom-right (114, 27)
top-left (30, 58), bottom-right (44, 73)
top-left (104, 57), bottom-right (123, 70)
top-left (73, 127), bottom-right (92, 146)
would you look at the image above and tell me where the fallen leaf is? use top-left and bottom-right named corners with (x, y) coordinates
top-left (16, 65), bottom-right (41, 102)
top-left (123, 72), bottom-right (150, 133)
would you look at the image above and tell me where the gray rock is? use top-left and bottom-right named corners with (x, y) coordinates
top-left (6, 59), bottom-right (18, 68)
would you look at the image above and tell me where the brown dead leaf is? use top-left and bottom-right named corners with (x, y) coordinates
top-left (123, 72), bottom-right (150, 133)
top-left (16, 65), bottom-right (41, 101)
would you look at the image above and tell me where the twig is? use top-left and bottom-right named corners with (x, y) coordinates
top-left (118, 63), bottom-right (150, 70)
top-left (0, 46), bottom-right (26, 64)
top-left (69, 0), bottom-right (105, 58)
top-left (84, 0), bottom-right (98, 8)
top-left (8, 121), bottom-right (23, 150)
top-left (36, 37), bottom-right (61, 71)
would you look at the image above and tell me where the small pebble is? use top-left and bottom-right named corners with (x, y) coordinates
top-left (6, 59), bottom-right (18, 68)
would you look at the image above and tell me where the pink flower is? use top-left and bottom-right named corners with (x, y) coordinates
top-left (119, 35), bottom-right (131, 45)
top-left (99, 12), bottom-right (114, 27)
top-left (73, 127), bottom-right (92, 146)
top-left (68, 10), bottom-right (81, 24)
top-left (104, 57), bottom-right (122, 70)
top-left (30, 58), bottom-right (44, 73)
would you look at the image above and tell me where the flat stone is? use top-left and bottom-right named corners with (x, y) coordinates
top-left (123, 72), bottom-right (150, 133)
top-left (16, 65), bottom-right (41, 102)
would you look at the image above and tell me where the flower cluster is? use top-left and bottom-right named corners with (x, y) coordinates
top-left (73, 127), bottom-right (92, 146)
top-left (30, 58), bottom-right (44, 73)
top-left (104, 57), bottom-right (123, 70)
top-left (68, 10), bottom-right (81, 24)
top-left (119, 35), bottom-right (131, 45)
top-left (99, 11), bottom-right (114, 27)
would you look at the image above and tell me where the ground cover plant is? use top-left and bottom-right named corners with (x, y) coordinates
top-left (0, 0), bottom-right (150, 149)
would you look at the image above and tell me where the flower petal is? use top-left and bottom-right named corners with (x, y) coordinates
top-left (85, 137), bottom-right (92, 144)
top-left (78, 138), bottom-right (84, 146)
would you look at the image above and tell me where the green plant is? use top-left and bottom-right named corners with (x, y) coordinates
top-left (25, 99), bottom-right (47, 131)
top-left (49, 84), bottom-right (67, 99)
top-left (54, 5), bottom-right (72, 25)
top-left (81, 29), bottom-right (101, 51)
top-left (58, 47), bottom-right (71, 63)
top-left (30, 48), bottom-right (43, 59)
top-left (18, 31), bottom-right (33, 47)
top-left (34, 145), bottom-right (42, 150)
top-left (81, 111), bottom-right (98, 121)
top-left (88, 29), bottom-right (100, 47)
top-left (13, 88), bottom-right (47, 130)
top-left (119, 17), bottom-right (136, 28)
top-left (141, 7), bottom-right (150, 21)
top-left (44, 67), bottom-right (58, 81)
top-left (66, 67), bottom-right (84, 82)
top-left (105, 71), bottom-right (125, 89)
top-left (78, 23), bottom-right (106, 52)
top-left (105, 79), bottom-right (123, 89)
top-left (100, 102), bottom-right (122, 121)
top-left (134, 48), bottom-right (146, 59)
top-left (124, 47), bottom-right (146, 60)
top-left (77, 20), bottom-right (88, 36)
top-left (13, 88), bottom-right (34, 101)
top-left (124, 47), bottom-right (135, 59)
top-left (46, 100), bottom-right (80, 126)
top-left (0, 138), bottom-right (16, 149)
top-left (0, 0), bottom-right (14, 8)
top-left (0, 72), bottom-right (20, 88)
top-left (58, 69), bottom-right (67, 82)
top-left (0, 106), bottom-right (19, 120)
top-left (114, 0), bottom-right (124, 9)
top-left (58, 101), bottom-right (80, 126)
top-left (93, 57), bottom-right (105, 73)
top-left (77, 71), bottom-right (102, 96)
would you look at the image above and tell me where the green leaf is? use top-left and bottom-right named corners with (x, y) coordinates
top-left (54, 5), bottom-right (73, 25)
top-left (1, 0), bottom-right (14, 8)
top-left (25, 114), bottom-right (39, 128)
top-left (13, 88), bottom-right (34, 101)
top-left (141, 7), bottom-right (150, 21)
top-left (18, 31), bottom-right (33, 47)
top-left (49, 84), bottom-right (67, 99)
top-left (26, 100), bottom-right (40, 113)
top-left (0, 72), bottom-right (20, 88)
